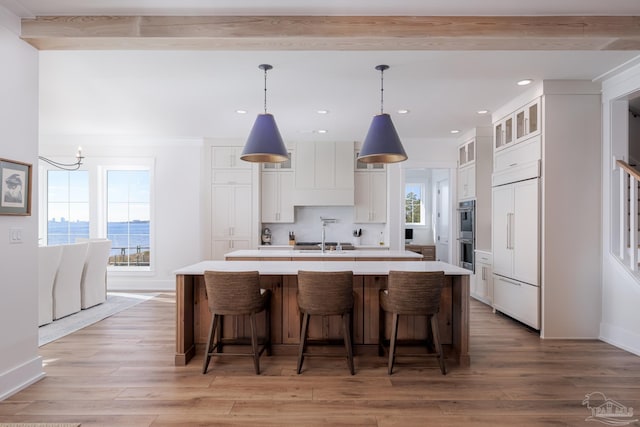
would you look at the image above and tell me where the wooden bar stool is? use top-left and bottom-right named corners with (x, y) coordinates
top-left (379, 270), bottom-right (446, 375)
top-left (202, 270), bottom-right (271, 375)
top-left (297, 270), bottom-right (355, 375)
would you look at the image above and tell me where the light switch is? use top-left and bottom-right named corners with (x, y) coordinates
top-left (9, 227), bottom-right (23, 244)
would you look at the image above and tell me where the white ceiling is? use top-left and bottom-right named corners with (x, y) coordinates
top-left (9, 0), bottom-right (640, 144)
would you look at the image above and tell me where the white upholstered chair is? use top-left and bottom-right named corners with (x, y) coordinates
top-left (80, 239), bottom-right (112, 309)
top-left (52, 242), bottom-right (89, 320)
top-left (38, 245), bottom-right (63, 326)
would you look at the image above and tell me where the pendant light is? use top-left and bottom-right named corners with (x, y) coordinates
top-left (241, 64), bottom-right (289, 163)
top-left (358, 64), bottom-right (408, 164)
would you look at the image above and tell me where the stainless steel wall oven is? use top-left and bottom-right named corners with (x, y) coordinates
top-left (458, 200), bottom-right (475, 271)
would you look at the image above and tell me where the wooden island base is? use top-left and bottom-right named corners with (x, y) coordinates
top-left (175, 263), bottom-right (470, 367)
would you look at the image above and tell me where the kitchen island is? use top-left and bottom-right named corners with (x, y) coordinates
top-left (225, 249), bottom-right (424, 261)
top-left (175, 260), bottom-right (471, 368)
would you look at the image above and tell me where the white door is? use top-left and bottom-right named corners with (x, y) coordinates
top-left (492, 184), bottom-right (514, 277)
top-left (435, 178), bottom-right (449, 262)
top-left (513, 178), bottom-right (539, 286)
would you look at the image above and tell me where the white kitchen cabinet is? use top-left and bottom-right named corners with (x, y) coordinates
top-left (493, 97), bottom-right (540, 151)
top-left (493, 114), bottom-right (514, 151)
top-left (492, 177), bottom-right (539, 329)
top-left (211, 185), bottom-right (252, 259)
top-left (457, 164), bottom-right (476, 200)
top-left (492, 178), bottom-right (539, 285)
top-left (212, 146), bottom-right (251, 169)
top-left (493, 274), bottom-right (540, 329)
top-left (261, 171), bottom-right (294, 223)
top-left (515, 97), bottom-right (541, 143)
top-left (490, 82), bottom-right (601, 337)
top-left (354, 170), bottom-right (386, 223)
top-left (458, 138), bottom-right (475, 167)
top-left (212, 239), bottom-right (251, 260)
top-left (294, 141), bottom-right (354, 206)
top-left (457, 136), bottom-right (477, 201)
top-left (472, 251), bottom-right (493, 306)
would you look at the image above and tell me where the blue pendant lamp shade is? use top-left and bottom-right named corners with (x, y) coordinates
top-left (241, 64), bottom-right (289, 163)
top-left (241, 113), bottom-right (289, 162)
top-left (359, 113), bottom-right (407, 163)
top-left (358, 64), bottom-right (408, 164)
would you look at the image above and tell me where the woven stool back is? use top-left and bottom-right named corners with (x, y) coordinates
top-left (204, 270), bottom-right (264, 315)
top-left (386, 271), bottom-right (445, 315)
top-left (297, 270), bottom-right (354, 315)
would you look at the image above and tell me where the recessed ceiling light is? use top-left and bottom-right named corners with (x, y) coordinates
top-left (397, 109), bottom-right (410, 114)
top-left (477, 109), bottom-right (489, 115)
top-left (235, 109), bottom-right (247, 114)
top-left (316, 129), bottom-right (328, 134)
top-left (450, 130), bottom-right (460, 134)
top-left (517, 79), bottom-right (533, 86)
top-left (317, 109), bottom-right (329, 114)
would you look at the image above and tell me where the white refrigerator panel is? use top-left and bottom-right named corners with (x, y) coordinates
top-left (513, 179), bottom-right (539, 286)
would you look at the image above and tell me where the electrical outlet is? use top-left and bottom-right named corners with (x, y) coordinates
top-left (9, 227), bottom-right (23, 244)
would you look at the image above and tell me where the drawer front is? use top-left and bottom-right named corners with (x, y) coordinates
top-left (493, 275), bottom-right (540, 329)
top-left (494, 135), bottom-right (541, 172)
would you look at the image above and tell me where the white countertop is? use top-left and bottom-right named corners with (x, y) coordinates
top-left (226, 249), bottom-right (423, 259)
top-left (175, 260), bottom-right (471, 276)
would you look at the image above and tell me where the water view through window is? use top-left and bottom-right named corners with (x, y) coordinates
top-left (107, 170), bottom-right (150, 267)
top-left (46, 169), bottom-right (151, 268)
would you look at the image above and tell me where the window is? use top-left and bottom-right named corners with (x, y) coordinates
top-left (107, 170), bottom-right (151, 268)
top-left (405, 183), bottom-right (425, 225)
top-left (46, 170), bottom-right (90, 245)
top-left (40, 158), bottom-right (154, 271)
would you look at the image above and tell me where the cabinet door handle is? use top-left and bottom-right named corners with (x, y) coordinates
top-left (510, 213), bottom-right (514, 249)
top-left (482, 266), bottom-right (486, 281)
top-left (506, 213), bottom-right (510, 249)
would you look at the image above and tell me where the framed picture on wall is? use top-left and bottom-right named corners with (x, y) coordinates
top-left (0, 158), bottom-right (32, 216)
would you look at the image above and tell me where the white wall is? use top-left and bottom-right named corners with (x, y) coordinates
top-left (0, 12), bottom-right (44, 399)
top-left (39, 136), bottom-right (204, 291)
top-left (600, 64), bottom-right (640, 356)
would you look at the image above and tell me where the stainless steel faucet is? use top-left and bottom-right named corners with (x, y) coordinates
top-left (320, 217), bottom-right (337, 253)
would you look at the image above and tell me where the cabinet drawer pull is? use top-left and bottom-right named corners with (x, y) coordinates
top-left (498, 277), bottom-right (522, 286)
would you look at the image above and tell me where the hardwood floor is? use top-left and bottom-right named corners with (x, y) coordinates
top-left (2, 293), bottom-right (639, 426)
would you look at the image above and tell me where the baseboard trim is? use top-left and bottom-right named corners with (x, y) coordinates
top-left (108, 278), bottom-right (174, 292)
top-left (0, 356), bottom-right (44, 401)
top-left (599, 322), bottom-right (640, 357)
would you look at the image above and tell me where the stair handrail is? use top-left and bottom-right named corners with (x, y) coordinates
top-left (617, 160), bottom-right (639, 270)
top-left (617, 160), bottom-right (640, 181)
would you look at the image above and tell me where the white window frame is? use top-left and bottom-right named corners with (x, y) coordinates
top-left (99, 160), bottom-right (155, 273)
top-left (38, 156), bottom-right (155, 274)
top-left (405, 182), bottom-right (426, 226)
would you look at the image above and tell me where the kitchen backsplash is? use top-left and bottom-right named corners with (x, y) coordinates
top-left (263, 206), bottom-right (386, 246)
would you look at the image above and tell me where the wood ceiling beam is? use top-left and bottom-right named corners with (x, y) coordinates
top-left (20, 15), bottom-right (640, 50)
